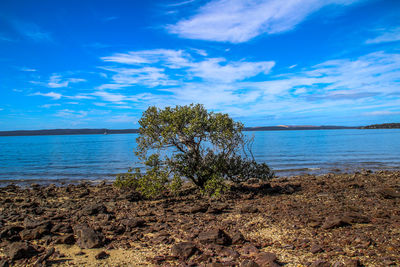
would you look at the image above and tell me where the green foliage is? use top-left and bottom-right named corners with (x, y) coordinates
top-left (200, 174), bottom-right (229, 198)
top-left (115, 103), bottom-right (273, 198)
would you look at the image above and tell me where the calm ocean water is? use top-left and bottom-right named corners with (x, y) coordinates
top-left (0, 129), bottom-right (399, 185)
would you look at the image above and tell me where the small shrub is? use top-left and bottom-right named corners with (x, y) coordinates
top-left (115, 104), bottom-right (273, 197)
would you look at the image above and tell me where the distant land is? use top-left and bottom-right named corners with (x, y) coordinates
top-left (0, 123), bottom-right (398, 137)
top-left (361, 123), bottom-right (400, 129)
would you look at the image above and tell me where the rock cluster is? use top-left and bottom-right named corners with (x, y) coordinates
top-left (0, 170), bottom-right (399, 266)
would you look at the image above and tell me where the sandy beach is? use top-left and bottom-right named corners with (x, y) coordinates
top-left (0, 170), bottom-right (399, 266)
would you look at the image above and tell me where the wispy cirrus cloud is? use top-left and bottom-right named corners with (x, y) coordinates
top-left (32, 92), bottom-right (62, 100)
top-left (167, 0), bottom-right (364, 43)
top-left (363, 110), bottom-right (400, 116)
top-left (12, 20), bottom-right (52, 42)
top-left (55, 109), bottom-right (88, 118)
top-left (40, 103), bottom-right (61, 108)
top-left (32, 91), bottom-right (94, 101)
top-left (20, 67), bottom-right (37, 72)
top-left (31, 74), bottom-right (86, 88)
top-left (366, 27), bottom-right (400, 44)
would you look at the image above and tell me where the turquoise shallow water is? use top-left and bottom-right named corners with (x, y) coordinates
top-left (0, 129), bottom-right (399, 184)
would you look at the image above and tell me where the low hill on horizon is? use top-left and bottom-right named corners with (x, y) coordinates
top-left (0, 125), bottom-right (360, 137)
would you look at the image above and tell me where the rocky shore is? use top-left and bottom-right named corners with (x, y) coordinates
top-left (0, 170), bottom-right (399, 266)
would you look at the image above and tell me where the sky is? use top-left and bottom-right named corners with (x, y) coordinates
top-left (0, 0), bottom-right (399, 130)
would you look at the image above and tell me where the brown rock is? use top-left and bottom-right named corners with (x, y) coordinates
top-left (95, 251), bottom-right (109, 260)
top-left (310, 244), bottom-right (324, 254)
top-left (240, 259), bottom-right (260, 267)
top-left (82, 203), bottom-right (107, 216)
top-left (232, 232), bottom-right (246, 245)
top-left (74, 225), bottom-right (104, 249)
top-left (0, 226), bottom-right (24, 239)
top-left (342, 212), bottom-right (370, 224)
top-left (188, 204), bottom-right (209, 213)
top-left (242, 244), bottom-right (259, 255)
top-left (378, 188), bottom-right (400, 199)
top-left (121, 218), bottom-right (145, 229)
top-left (221, 248), bottom-right (240, 259)
top-left (55, 234), bottom-right (75, 245)
top-left (343, 258), bottom-right (361, 267)
top-left (34, 247), bottom-right (55, 265)
top-left (322, 216), bottom-right (350, 229)
top-left (6, 242), bottom-right (38, 260)
top-left (198, 229), bottom-right (232, 246)
top-left (171, 241), bottom-right (198, 260)
top-left (255, 252), bottom-right (279, 266)
top-left (240, 205), bottom-right (259, 214)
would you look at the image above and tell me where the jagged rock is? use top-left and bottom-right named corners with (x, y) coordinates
top-left (95, 251), bottom-right (109, 260)
top-left (240, 205), bottom-right (259, 214)
top-left (0, 226), bottom-right (24, 239)
top-left (311, 244), bottom-right (324, 254)
top-left (378, 188), bottom-right (400, 199)
top-left (322, 216), bottom-right (351, 229)
top-left (242, 244), bottom-right (259, 255)
top-left (255, 252), bottom-right (279, 266)
top-left (6, 242), bottom-right (38, 260)
top-left (341, 212), bottom-right (370, 224)
top-left (34, 247), bottom-right (55, 265)
top-left (74, 224), bottom-right (103, 249)
top-left (207, 204), bottom-right (227, 214)
top-left (171, 241), bottom-right (198, 260)
top-left (231, 232), bottom-right (246, 244)
top-left (121, 218), bottom-right (145, 229)
top-left (198, 229), bottom-right (232, 246)
top-left (81, 203), bottom-right (107, 216)
top-left (51, 223), bottom-right (73, 234)
top-left (55, 234), bottom-right (75, 245)
top-left (188, 204), bottom-right (209, 213)
top-left (240, 259), bottom-right (260, 267)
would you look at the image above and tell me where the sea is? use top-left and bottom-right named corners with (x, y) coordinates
top-left (0, 129), bottom-right (399, 186)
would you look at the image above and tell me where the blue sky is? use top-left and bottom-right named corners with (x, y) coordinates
top-left (0, 0), bottom-right (399, 130)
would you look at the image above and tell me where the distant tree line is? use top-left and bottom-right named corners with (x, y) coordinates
top-left (362, 123), bottom-right (400, 129)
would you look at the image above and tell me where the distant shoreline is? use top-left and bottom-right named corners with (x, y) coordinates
top-left (0, 123), bottom-right (399, 137)
top-left (0, 126), bottom-right (358, 137)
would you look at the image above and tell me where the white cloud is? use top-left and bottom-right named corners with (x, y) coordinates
top-left (167, 0), bottom-right (196, 7)
top-left (363, 110), bottom-right (400, 116)
top-left (92, 91), bottom-right (126, 102)
top-left (94, 48), bottom-right (400, 123)
top-left (47, 74), bottom-right (86, 88)
top-left (100, 49), bottom-right (275, 87)
top-left (55, 109), bottom-right (88, 118)
top-left (20, 67), bottom-right (37, 72)
top-left (32, 92), bottom-right (62, 100)
top-left (188, 58), bottom-right (275, 83)
top-left (65, 94), bottom-right (94, 100)
top-left (101, 49), bottom-right (191, 68)
top-left (366, 27), bottom-right (400, 44)
top-left (103, 66), bottom-right (177, 87)
top-left (40, 103), bottom-right (61, 108)
top-left (31, 74), bottom-right (86, 88)
top-left (168, 0), bottom-right (362, 43)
